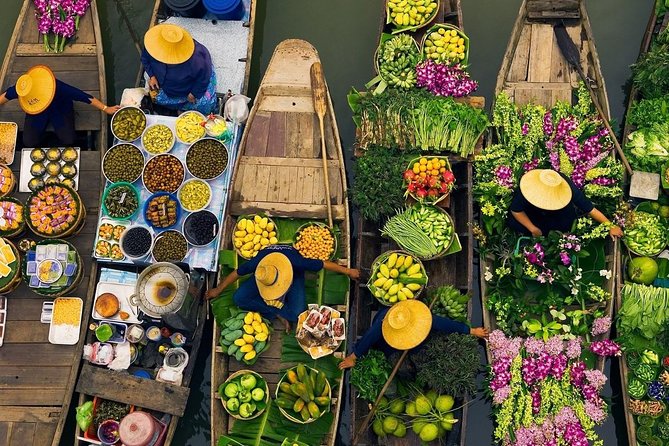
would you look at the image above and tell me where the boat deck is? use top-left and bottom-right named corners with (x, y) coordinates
top-left (0, 151), bottom-right (100, 446)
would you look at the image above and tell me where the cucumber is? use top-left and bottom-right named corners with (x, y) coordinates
top-left (227, 344), bottom-right (239, 356)
top-left (225, 330), bottom-right (243, 342)
top-left (234, 349), bottom-right (244, 362)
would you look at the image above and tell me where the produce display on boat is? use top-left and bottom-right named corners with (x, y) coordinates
top-left (26, 183), bottom-right (83, 237)
top-left (367, 251), bottom-right (427, 305)
top-left (219, 370), bottom-right (269, 420)
top-left (22, 239), bottom-right (81, 296)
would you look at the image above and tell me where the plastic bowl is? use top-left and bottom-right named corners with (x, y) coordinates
top-left (119, 225), bottom-right (153, 260)
top-left (142, 153), bottom-right (185, 194)
top-left (143, 192), bottom-right (182, 231)
top-left (111, 106), bottom-right (147, 142)
top-left (97, 419), bottom-right (120, 445)
top-left (102, 143), bottom-right (145, 184)
top-left (185, 137), bottom-right (229, 180)
top-left (141, 123), bottom-right (175, 155)
top-left (101, 182), bottom-right (140, 220)
top-left (178, 178), bottom-right (212, 212)
top-left (204, 114), bottom-right (228, 138)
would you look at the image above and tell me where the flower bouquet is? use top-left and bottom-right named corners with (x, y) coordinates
top-left (33, 0), bottom-right (91, 53)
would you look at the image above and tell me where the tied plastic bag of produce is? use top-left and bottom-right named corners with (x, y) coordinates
top-left (120, 87), bottom-right (149, 108)
top-left (224, 94), bottom-right (250, 124)
top-left (75, 401), bottom-right (93, 432)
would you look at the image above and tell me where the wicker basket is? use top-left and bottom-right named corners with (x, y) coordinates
top-left (372, 33), bottom-right (421, 88)
top-left (219, 370), bottom-right (269, 421)
top-left (405, 156), bottom-right (454, 205)
top-left (232, 214), bottom-right (279, 260)
top-left (623, 209), bottom-right (667, 257)
top-left (392, 205), bottom-right (455, 261)
top-left (22, 239), bottom-right (82, 297)
top-left (386, 0), bottom-right (440, 34)
top-left (275, 365), bottom-right (331, 424)
top-left (292, 221), bottom-right (338, 261)
top-left (0, 239), bottom-right (21, 295)
top-left (24, 183), bottom-right (86, 239)
top-left (419, 24), bottom-right (470, 66)
top-left (0, 166), bottom-right (16, 198)
top-left (367, 250), bottom-right (427, 306)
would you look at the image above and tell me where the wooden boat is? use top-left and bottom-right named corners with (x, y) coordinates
top-left (211, 39), bottom-right (350, 446)
top-left (617, 7), bottom-right (669, 446)
top-left (480, 0), bottom-right (617, 372)
top-left (0, 1), bottom-right (106, 445)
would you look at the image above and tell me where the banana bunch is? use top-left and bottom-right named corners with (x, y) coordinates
top-left (369, 252), bottom-right (427, 304)
top-left (387, 0), bottom-right (438, 28)
top-left (275, 364), bottom-right (331, 423)
top-left (378, 34), bottom-right (420, 89)
top-left (233, 215), bottom-right (279, 259)
top-left (430, 285), bottom-right (470, 322)
top-left (219, 311), bottom-right (271, 364)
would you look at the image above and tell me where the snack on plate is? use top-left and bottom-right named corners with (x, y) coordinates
top-left (27, 184), bottom-right (79, 236)
top-left (318, 306), bottom-right (334, 329)
top-left (95, 292), bottom-right (120, 318)
top-left (332, 318), bottom-right (345, 341)
top-left (303, 310), bottom-right (322, 333)
top-left (0, 199), bottom-right (23, 234)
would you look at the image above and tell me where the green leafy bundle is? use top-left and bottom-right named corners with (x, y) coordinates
top-left (633, 28), bottom-right (669, 100)
top-left (410, 333), bottom-right (480, 396)
top-left (628, 96), bottom-right (669, 128)
top-left (618, 282), bottom-right (669, 341)
top-left (350, 349), bottom-right (392, 401)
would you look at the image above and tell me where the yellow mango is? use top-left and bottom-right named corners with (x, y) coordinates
top-left (244, 350), bottom-right (257, 361)
top-left (234, 338), bottom-right (246, 346)
top-left (243, 324), bottom-right (254, 334)
top-left (240, 344), bottom-right (254, 353)
top-left (242, 334), bottom-right (255, 344)
top-left (244, 312), bottom-right (254, 325)
top-left (255, 332), bottom-right (268, 342)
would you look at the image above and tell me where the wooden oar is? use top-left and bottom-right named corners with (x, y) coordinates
top-left (554, 22), bottom-right (633, 176)
top-left (310, 62), bottom-right (334, 227)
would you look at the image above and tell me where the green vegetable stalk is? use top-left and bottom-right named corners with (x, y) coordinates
top-left (350, 350), bottom-right (392, 401)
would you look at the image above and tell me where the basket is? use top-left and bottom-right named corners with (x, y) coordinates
top-left (405, 156), bottom-right (455, 205)
top-left (367, 250), bottom-right (427, 306)
top-left (622, 210), bottom-right (667, 257)
top-left (371, 33), bottom-right (421, 93)
top-left (420, 24), bottom-right (469, 67)
top-left (111, 106), bottom-right (147, 142)
top-left (24, 183), bottom-right (86, 239)
top-left (22, 239), bottom-right (82, 297)
top-left (0, 197), bottom-right (26, 238)
top-left (386, 0), bottom-right (440, 34)
top-left (232, 214), bottom-right (279, 260)
top-left (218, 370), bottom-right (269, 421)
top-left (292, 221), bottom-right (338, 261)
top-left (275, 365), bottom-right (331, 424)
top-left (295, 306), bottom-right (344, 359)
top-left (0, 165), bottom-right (16, 198)
top-left (102, 182), bottom-right (140, 221)
top-left (395, 205), bottom-right (455, 261)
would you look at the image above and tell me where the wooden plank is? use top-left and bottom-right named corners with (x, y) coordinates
top-left (18, 3), bottom-right (40, 45)
top-left (0, 365), bottom-right (70, 388)
top-left (3, 298), bottom-right (43, 321)
top-left (528, 24), bottom-right (554, 83)
top-left (0, 344), bottom-right (75, 367)
top-left (550, 30), bottom-right (568, 83)
top-left (0, 407), bottom-right (61, 423)
top-left (6, 70), bottom-right (100, 92)
top-left (33, 422), bottom-right (58, 446)
top-left (296, 112), bottom-right (315, 158)
top-left (290, 166), bottom-right (304, 203)
top-left (231, 163), bottom-right (246, 201)
top-left (509, 26), bottom-right (532, 82)
top-left (266, 166), bottom-right (281, 203)
top-left (76, 364), bottom-right (190, 416)
top-left (74, 9), bottom-right (96, 44)
top-left (258, 95), bottom-right (314, 114)
top-left (0, 389), bottom-right (65, 406)
top-left (311, 165), bottom-right (325, 205)
top-left (504, 81), bottom-right (573, 91)
top-left (261, 84), bottom-right (312, 97)
top-left (11, 56), bottom-right (98, 73)
top-left (9, 422), bottom-right (35, 446)
top-left (230, 201), bottom-right (346, 221)
top-left (276, 166), bottom-right (294, 203)
top-left (244, 112), bottom-right (270, 157)
top-left (301, 167), bottom-right (317, 204)
top-left (16, 43), bottom-right (96, 56)
top-left (566, 25), bottom-right (585, 88)
top-left (266, 112), bottom-right (286, 157)
top-left (239, 156), bottom-right (339, 169)
top-left (285, 113), bottom-right (301, 158)
top-left (3, 320), bottom-right (49, 343)
top-left (250, 165), bottom-right (271, 202)
top-left (0, 422), bottom-right (9, 445)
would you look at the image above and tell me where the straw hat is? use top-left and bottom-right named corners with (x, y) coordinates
top-left (16, 65), bottom-right (56, 115)
top-left (382, 300), bottom-right (432, 350)
top-left (255, 252), bottom-right (293, 302)
top-left (519, 169), bottom-right (573, 211)
top-left (144, 24), bottom-right (195, 65)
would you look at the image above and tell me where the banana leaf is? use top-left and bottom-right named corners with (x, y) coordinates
top-left (217, 399), bottom-right (334, 446)
top-left (211, 250), bottom-right (247, 325)
top-left (280, 335), bottom-right (343, 382)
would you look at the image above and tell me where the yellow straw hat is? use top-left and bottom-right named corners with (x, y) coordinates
top-left (16, 65), bottom-right (56, 115)
top-left (255, 252), bottom-right (293, 302)
top-left (382, 300), bottom-right (432, 350)
top-left (144, 24), bottom-right (195, 65)
top-left (519, 169), bottom-right (573, 211)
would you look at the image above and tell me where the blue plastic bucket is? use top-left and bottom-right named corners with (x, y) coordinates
top-left (164, 0), bottom-right (206, 18)
top-left (202, 0), bottom-right (244, 20)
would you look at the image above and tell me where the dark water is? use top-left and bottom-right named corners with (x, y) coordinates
top-left (0, 0), bottom-right (653, 444)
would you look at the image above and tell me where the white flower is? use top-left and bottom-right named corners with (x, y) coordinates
top-left (599, 269), bottom-right (612, 280)
top-left (484, 267), bottom-right (493, 282)
top-left (571, 287), bottom-right (579, 295)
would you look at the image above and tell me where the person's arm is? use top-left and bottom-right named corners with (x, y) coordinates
top-left (140, 48), bottom-right (159, 90)
top-left (205, 270), bottom-right (240, 300)
top-left (89, 97), bottom-right (120, 116)
top-left (432, 314), bottom-right (488, 339)
top-left (511, 211), bottom-right (542, 237)
top-left (323, 260), bottom-right (360, 280)
top-left (339, 309), bottom-right (387, 369)
top-left (588, 208), bottom-right (623, 238)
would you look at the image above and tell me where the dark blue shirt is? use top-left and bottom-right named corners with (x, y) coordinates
top-left (5, 79), bottom-right (92, 130)
top-left (352, 306), bottom-right (470, 358)
top-left (141, 41), bottom-right (213, 98)
top-left (237, 245), bottom-right (324, 277)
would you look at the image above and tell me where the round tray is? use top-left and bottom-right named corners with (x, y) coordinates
top-left (386, 0), bottom-right (440, 33)
top-left (102, 143), bottom-right (145, 184)
top-left (111, 106), bottom-right (147, 142)
top-left (22, 239), bottom-right (82, 297)
top-left (405, 156), bottom-right (455, 205)
top-left (178, 178), bottom-right (212, 212)
top-left (0, 165), bottom-right (16, 198)
top-left (275, 365), bottom-right (331, 424)
top-left (367, 249), bottom-right (427, 306)
top-left (143, 191), bottom-right (182, 231)
top-left (233, 214), bottom-right (279, 260)
top-left (219, 370), bottom-right (270, 421)
top-left (419, 23), bottom-right (470, 66)
top-left (374, 33), bottom-right (420, 79)
top-left (399, 205), bottom-right (455, 261)
top-left (141, 123), bottom-right (175, 155)
top-left (24, 183), bottom-right (85, 239)
top-left (101, 182), bottom-right (140, 221)
top-left (185, 137), bottom-right (229, 181)
top-left (292, 221), bottom-right (337, 261)
top-left (623, 210), bottom-right (667, 257)
top-left (0, 197), bottom-right (26, 238)
top-left (183, 210), bottom-right (220, 247)
top-left (175, 110), bottom-right (207, 145)
top-left (142, 153), bottom-right (185, 194)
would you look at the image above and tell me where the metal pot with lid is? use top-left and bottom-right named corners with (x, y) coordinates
top-left (119, 411), bottom-right (159, 446)
top-left (129, 262), bottom-right (189, 318)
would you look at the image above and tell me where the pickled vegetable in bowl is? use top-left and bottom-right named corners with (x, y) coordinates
top-left (175, 111), bottom-right (206, 144)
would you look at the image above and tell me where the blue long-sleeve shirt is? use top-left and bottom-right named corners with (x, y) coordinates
top-left (141, 40), bottom-right (213, 98)
top-left (4, 79), bottom-right (92, 130)
top-left (352, 306), bottom-right (470, 358)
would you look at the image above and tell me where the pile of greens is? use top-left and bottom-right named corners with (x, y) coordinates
top-left (618, 282), bottom-right (669, 343)
top-left (633, 28), bottom-right (669, 100)
top-left (350, 349), bottom-right (392, 401)
top-left (410, 332), bottom-right (480, 396)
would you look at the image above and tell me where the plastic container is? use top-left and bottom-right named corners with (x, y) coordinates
top-left (119, 225), bottom-right (153, 261)
top-left (203, 0), bottom-right (244, 19)
top-left (102, 182), bottom-right (140, 221)
top-left (164, 0), bottom-right (206, 18)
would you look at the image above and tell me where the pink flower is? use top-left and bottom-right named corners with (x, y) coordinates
top-left (560, 251), bottom-right (571, 266)
top-left (565, 338), bottom-right (582, 359)
top-left (493, 385), bottom-right (511, 405)
top-left (590, 316), bottom-right (612, 337)
top-left (584, 399), bottom-right (607, 423)
top-left (589, 339), bottom-right (621, 357)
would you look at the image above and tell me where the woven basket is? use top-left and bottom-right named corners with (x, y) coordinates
top-left (0, 166), bottom-right (16, 198)
top-left (219, 370), bottom-right (270, 421)
top-left (367, 250), bottom-right (427, 306)
top-left (22, 239), bottom-right (82, 297)
top-left (386, 0), bottom-right (440, 34)
top-left (0, 239), bottom-right (21, 295)
top-left (232, 214), bottom-right (279, 260)
top-left (397, 205), bottom-right (455, 261)
top-left (24, 183), bottom-right (86, 239)
top-left (275, 365), bottom-right (331, 424)
top-left (405, 156), bottom-right (454, 205)
top-left (419, 24), bottom-right (470, 66)
top-left (292, 221), bottom-right (338, 261)
top-left (623, 209), bottom-right (667, 257)
top-left (373, 33), bottom-right (421, 80)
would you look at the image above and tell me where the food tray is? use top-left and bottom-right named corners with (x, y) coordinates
top-left (275, 365), bottom-right (331, 424)
top-left (48, 297), bottom-right (83, 345)
top-left (92, 281), bottom-right (140, 324)
top-left (19, 147), bottom-right (81, 192)
top-left (295, 306), bottom-right (344, 359)
top-left (0, 296), bottom-right (6, 347)
top-left (0, 122), bottom-right (18, 165)
top-left (93, 218), bottom-right (130, 261)
top-left (96, 321), bottom-right (127, 344)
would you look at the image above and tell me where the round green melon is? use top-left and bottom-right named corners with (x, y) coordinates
top-left (628, 256), bottom-right (659, 285)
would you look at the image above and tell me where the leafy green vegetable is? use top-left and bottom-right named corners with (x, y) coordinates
top-left (624, 123), bottom-right (669, 173)
top-left (350, 349), bottom-right (392, 401)
top-left (628, 96), bottom-right (669, 128)
top-left (633, 28), bottom-right (669, 100)
top-left (618, 283), bottom-right (669, 342)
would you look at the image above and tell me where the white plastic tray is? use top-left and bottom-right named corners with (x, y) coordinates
top-left (92, 281), bottom-right (140, 324)
top-left (48, 297), bottom-right (83, 345)
top-left (19, 147), bottom-right (81, 192)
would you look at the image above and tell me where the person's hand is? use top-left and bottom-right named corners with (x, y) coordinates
top-left (205, 288), bottom-right (220, 300)
top-left (348, 268), bottom-right (361, 281)
top-left (339, 353), bottom-right (357, 370)
top-left (529, 226), bottom-right (543, 237)
top-left (187, 93), bottom-right (196, 103)
top-left (278, 316), bottom-right (291, 333)
top-left (148, 76), bottom-right (159, 90)
top-left (470, 327), bottom-right (489, 339)
top-left (103, 105), bottom-right (120, 115)
top-left (609, 225), bottom-right (623, 238)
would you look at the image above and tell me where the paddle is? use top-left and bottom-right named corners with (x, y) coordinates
top-left (554, 21), bottom-right (633, 176)
top-left (310, 62), bottom-right (334, 227)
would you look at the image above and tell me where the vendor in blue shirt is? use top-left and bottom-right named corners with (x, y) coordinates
top-left (508, 169), bottom-right (623, 238)
top-left (338, 299), bottom-right (488, 370)
top-left (206, 245), bottom-right (360, 331)
top-left (0, 65), bottom-right (119, 147)
top-left (141, 24), bottom-right (217, 115)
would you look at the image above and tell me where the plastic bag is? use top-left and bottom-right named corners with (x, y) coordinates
top-left (224, 94), bottom-right (251, 124)
top-left (75, 401), bottom-right (94, 432)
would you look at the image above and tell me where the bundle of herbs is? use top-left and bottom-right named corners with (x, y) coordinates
top-left (410, 332), bottom-right (480, 396)
top-left (632, 28), bottom-right (669, 100)
top-left (350, 145), bottom-right (414, 222)
top-left (350, 349), bottom-right (392, 401)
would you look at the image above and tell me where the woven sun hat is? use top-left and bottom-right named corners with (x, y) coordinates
top-left (16, 65), bottom-right (56, 115)
top-left (382, 300), bottom-right (433, 350)
top-left (144, 24), bottom-right (195, 65)
top-left (255, 252), bottom-right (293, 302)
top-left (519, 169), bottom-right (573, 211)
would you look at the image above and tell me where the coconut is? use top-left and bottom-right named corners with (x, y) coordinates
top-left (435, 395), bottom-right (455, 412)
top-left (372, 419), bottom-right (386, 437)
top-left (392, 422), bottom-right (407, 438)
top-left (389, 399), bottom-right (405, 414)
top-left (415, 395), bottom-right (432, 415)
top-left (405, 401), bottom-right (418, 417)
top-left (419, 423), bottom-right (439, 442)
top-left (628, 256), bottom-right (659, 285)
top-left (412, 420), bottom-right (427, 435)
top-left (383, 416), bottom-right (400, 434)
top-left (441, 412), bottom-right (456, 431)
top-left (426, 389), bottom-right (438, 404)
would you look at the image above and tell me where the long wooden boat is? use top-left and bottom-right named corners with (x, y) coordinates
top-left (211, 39), bottom-right (350, 446)
top-left (480, 0), bottom-right (617, 372)
top-left (617, 6), bottom-right (669, 446)
top-left (0, 1), bottom-right (106, 445)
